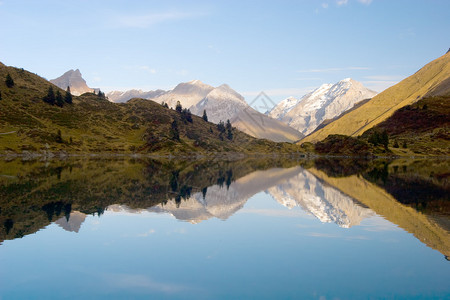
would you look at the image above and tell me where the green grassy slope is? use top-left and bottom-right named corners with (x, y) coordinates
top-left (302, 52), bottom-right (450, 143)
top-left (0, 62), bottom-right (302, 154)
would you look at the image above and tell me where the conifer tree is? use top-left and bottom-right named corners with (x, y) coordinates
top-left (43, 86), bottom-right (55, 105)
top-left (5, 73), bottom-right (14, 88)
top-left (226, 119), bottom-right (233, 140)
top-left (0, 90), bottom-right (2, 101)
top-left (171, 120), bottom-right (180, 141)
top-left (176, 101), bottom-right (182, 113)
top-left (55, 90), bottom-right (64, 107)
top-left (64, 87), bottom-right (73, 104)
top-left (202, 109), bottom-right (208, 122)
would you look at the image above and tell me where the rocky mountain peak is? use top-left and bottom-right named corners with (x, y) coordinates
top-left (269, 79), bottom-right (377, 135)
top-left (50, 69), bottom-right (94, 96)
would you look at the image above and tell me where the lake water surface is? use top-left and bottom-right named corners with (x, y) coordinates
top-left (0, 157), bottom-right (449, 299)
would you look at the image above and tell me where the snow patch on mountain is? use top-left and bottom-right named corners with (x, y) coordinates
top-left (269, 79), bottom-right (377, 135)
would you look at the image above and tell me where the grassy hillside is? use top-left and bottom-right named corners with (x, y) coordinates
top-left (0, 62), bottom-right (302, 154)
top-left (361, 95), bottom-right (450, 155)
top-left (302, 52), bottom-right (450, 143)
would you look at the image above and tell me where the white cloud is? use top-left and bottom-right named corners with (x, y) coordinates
top-left (102, 273), bottom-right (194, 293)
top-left (364, 75), bottom-right (404, 81)
top-left (242, 87), bottom-right (315, 98)
top-left (297, 66), bottom-right (370, 73)
top-left (207, 45), bottom-right (221, 54)
top-left (114, 11), bottom-right (206, 28)
top-left (363, 80), bottom-right (399, 92)
top-left (176, 69), bottom-right (189, 76)
top-left (336, 0), bottom-right (348, 6)
top-left (357, 0), bottom-right (373, 4)
top-left (139, 66), bottom-right (157, 74)
top-left (321, 3), bottom-right (329, 9)
top-left (294, 77), bottom-right (323, 81)
top-left (137, 229), bottom-right (156, 237)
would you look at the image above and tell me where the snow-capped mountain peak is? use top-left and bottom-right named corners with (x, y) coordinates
top-left (269, 78), bottom-right (377, 135)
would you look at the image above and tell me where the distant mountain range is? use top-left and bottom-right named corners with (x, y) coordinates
top-left (110, 80), bottom-right (305, 142)
top-left (269, 78), bottom-right (377, 136)
top-left (43, 49), bottom-right (450, 150)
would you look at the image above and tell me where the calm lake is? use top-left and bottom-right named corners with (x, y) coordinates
top-left (0, 157), bottom-right (449, 299)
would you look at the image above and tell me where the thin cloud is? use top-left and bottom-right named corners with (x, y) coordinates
top-left (139, 66), bottom-right (157, 74)
top-left (321, 3), bottom-right (329, 9)
top-left (336, 0), bottom-right (349, 6)
top-left (364, 75), bottom-right (404, 81)
top-left (357, 0), bottom-right (373, 4)
top-left (297, 66), bottom-right (370, 73)
top-left (114, 11), bottom-right (206, 28)
top-left (242, 87), bottom-right (315, 98)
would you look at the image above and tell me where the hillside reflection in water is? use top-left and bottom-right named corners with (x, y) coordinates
top-left (0, 157), bottom-right (449, 299)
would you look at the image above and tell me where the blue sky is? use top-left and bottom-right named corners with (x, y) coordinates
top-left (0, 0), bottom-right (449, 106)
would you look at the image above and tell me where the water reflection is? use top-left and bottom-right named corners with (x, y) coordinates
top-left (0, 157), bottom-right (448, 259)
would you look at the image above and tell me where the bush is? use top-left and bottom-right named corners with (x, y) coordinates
top-left (5, 73), bottom-right (14, 88)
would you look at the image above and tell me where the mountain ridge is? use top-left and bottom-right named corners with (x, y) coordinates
top-left (269, 78), bottom-right (377, 136)
top-left (301, 52), bottom-right (450, 143)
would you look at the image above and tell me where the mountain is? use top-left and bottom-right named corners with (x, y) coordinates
top-left (269, 78), bottom-right (377, 136)
top-left (54, 211), bottom-right (86, 233)
top-left (155, 80), bottom-right (215, 109)
top-left (153, 80), bottom-right (304, 142)
top-left (302, 52), bottom-right (450, 143)
top-left (107, 89), bottom-right (167, 103)
top-left (50, 69), bottom-right (94, 96)
top-left (191, 84), bottom-right (304, 142)
top-left (0, 62), bottom-right (302, 154)
top-left (267, 167), bottom-right (373, 228)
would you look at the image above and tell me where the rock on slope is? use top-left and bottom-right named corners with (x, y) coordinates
top-left (50, 69), bottom-right (94, 96)
top-left (302, 52), bottom-right (450, 143)
top-left (269, 78), bottom-right (377, 136)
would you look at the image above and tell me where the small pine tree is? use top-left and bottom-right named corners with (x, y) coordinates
top-left (171, 120), bottom-right (180, 141)
top-left (97, 89), bottom-right (106, 99)
top-left (217, 120), bottom-right (225, 133)
top-left (64, 87), bottom-right (73, 104)
top-left (381, 130), bottom-right (389, 149)
top-left (55, 90), bottom-right (64, 107)
top-left (56, 129), bottom-right (63, 143)
top-left (202, 110), bottom-right (208, 122)
top-left (0, 90), bottom-right (2, 101)
top-left (43, 86), bottom-right (56, 105)
top-left (393, 140), bottom-right (399, 148)
top-left (226, 119), bottom-right (233, 140)
top-left (5, 73), bottom-right (14, 88)
top-left (402, 141), bottom-right (407, 148)
top-left (175, 101), bottom-right (182, 113)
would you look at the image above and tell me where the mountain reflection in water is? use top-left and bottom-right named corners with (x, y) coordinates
top-left (0, 157), bottom-right (448, 258)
